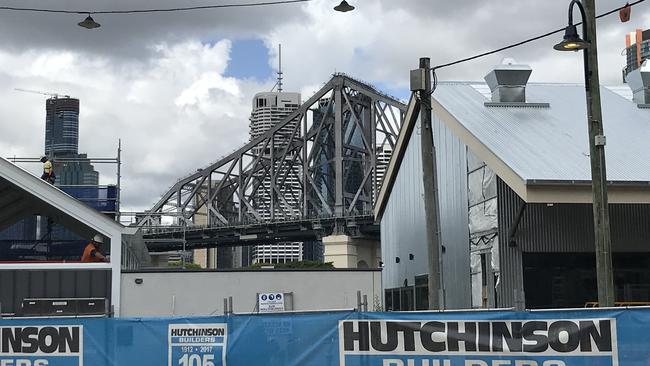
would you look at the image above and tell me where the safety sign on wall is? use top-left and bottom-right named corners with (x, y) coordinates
top-left (168, 323), bottom-right (227, 366)
top-left (258, 293), bottom-right (285, 313)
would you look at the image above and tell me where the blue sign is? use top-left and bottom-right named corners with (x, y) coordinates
top-left (0, 308), bottom-right (649, 366)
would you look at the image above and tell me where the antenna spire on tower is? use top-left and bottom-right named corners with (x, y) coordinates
top-left (277, 44), bottom-right (283, 93)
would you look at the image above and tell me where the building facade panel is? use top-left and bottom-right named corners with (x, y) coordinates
top-left (496, 178), bottom-right (525, 309)
top-left (497, 178), bottom-right (650, 308)
top-left (380, 116), bottom-right (471, 309)
top-left (380, 119), bottom-right (427, 296)
top-left (433, 114), bottom-right (471, 309)
top-left (513, 202), bottom-right (650, 253)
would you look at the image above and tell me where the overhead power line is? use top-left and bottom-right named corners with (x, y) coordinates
top-left (0, 0), bottom-right (312, 15)
top-left (431, 0), bottom-right (646, 74)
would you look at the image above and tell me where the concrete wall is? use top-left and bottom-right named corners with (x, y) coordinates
top-left (120, 269), bottom-right (382, 317)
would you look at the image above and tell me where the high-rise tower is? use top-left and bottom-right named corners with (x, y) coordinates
top-left (249, 92), bottom-right (301, 151)
top-left (248, 91), bottom-right (303, 264)
top-left (43, 97), bottom-right (98, 185)
top-left (624, 29), bottom-right (650, 79)
top-left (45, 97), bottom-right (80, 157)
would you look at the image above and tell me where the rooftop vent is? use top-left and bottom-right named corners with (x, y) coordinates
top-left (484, 58), bottom-right (532, 103)
top-left (625, 60), bottom-right (650, 107)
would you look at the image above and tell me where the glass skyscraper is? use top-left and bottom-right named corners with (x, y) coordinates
top-left (45, 97), bottom-right (80, 157)
top-left (44, 97), bottom-right (98, 185)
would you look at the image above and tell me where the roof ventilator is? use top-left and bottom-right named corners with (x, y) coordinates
top-left (483, 58), bottom-right (549, 108)
top-left (625, 60), bottom-right (650, 108)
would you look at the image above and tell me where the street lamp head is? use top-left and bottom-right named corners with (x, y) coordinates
top-left (78, 15), bottom-right (101, 29)
top-left (334, 0), bottom-right (355, 12)
top-left (554, 24), bottom-right (588, 51)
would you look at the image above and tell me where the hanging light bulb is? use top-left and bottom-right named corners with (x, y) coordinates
top-left (334, 0), bottom-right (355, 12)
top-left (78, 14), bottom-right (101, 29)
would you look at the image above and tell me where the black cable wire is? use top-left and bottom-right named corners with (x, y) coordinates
top-left (429, 0), bottom-right (646, 94)
top-left (0, 0), bottom-right (311, 15)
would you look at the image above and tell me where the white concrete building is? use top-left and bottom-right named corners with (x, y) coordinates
top-left (249, 92), bottom-right (303, 264)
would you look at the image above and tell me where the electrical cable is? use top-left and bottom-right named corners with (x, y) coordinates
top-left (0, 0), bottom-right (311, 15)
top-left (429, 0), bottom-right (646, 94)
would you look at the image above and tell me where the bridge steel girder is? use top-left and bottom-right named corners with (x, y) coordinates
top-left (139, 74), bottom-right (406, 233)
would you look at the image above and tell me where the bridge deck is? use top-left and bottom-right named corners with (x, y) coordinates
top-left (142, 215), bottom-right (378, 252)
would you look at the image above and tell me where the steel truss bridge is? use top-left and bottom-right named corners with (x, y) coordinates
top-left (137, 74), bottom-right (407, 252)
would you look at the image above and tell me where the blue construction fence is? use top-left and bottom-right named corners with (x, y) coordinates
top-left (1, 307), bottom-right (649, 366)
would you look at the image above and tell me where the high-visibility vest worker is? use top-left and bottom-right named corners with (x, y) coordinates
top-left (40, 155), bottom-right (55, 184)
top-left (81, 234), bottom-right (108, 262)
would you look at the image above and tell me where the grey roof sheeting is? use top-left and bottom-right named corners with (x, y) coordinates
top-left (433, 82), bottom-right (650, 184)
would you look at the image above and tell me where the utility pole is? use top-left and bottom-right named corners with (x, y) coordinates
top-left (583, 0), bottom-right (615, 306)
top-left (418, 58), bottom-right (443, 310)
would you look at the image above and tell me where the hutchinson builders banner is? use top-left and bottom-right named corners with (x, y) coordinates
top-left (0, 308), bottom-right (649, 366)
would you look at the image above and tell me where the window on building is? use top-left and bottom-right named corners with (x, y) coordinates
top-left (415, 274), bottom-right (429, 310)
top-left (400, 287), bottom-right (414, 311)
top-left (385, 290), bottom-right (393, 311)
top-left (385, 286), bottom-right (416, 311)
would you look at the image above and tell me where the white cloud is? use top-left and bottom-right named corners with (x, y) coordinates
top-left (265, 0), bottom-right (642, 87)
top-left (0, 0), bottom-right (648, 216)
top-left (1, 39), bottom-right (267, 211)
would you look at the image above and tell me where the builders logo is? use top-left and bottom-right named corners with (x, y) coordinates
top-left (168, 323), bottom-right (227, 366)
top-left (0, 325), bottom-right (83, 366)
top-left (338, 319), bottom-right (617, 366)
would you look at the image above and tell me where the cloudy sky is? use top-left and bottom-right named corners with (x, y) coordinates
top-left (0, 0), bottom-right (647, 214)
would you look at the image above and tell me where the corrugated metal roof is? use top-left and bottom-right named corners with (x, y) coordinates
top-left (433, 82), bottom-right (650, 183)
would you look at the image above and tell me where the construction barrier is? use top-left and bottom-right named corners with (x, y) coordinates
top-left (0, 307), bottom-right (648, 366)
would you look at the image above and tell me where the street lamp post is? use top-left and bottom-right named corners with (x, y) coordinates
top-left (554, 0), bottom-right (615, 307)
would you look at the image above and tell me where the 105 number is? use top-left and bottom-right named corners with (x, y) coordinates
top-left (178, 354), bottom-right (215, 366)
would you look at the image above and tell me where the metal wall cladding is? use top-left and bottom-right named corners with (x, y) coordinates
top-left (0, 269), bottom-right (111, 315)
top-left (496, 178), bottom-right (650, 307)
top-left (433, 114), bottom-right (471, 309)
top-left (380, 115), bottom-right (471, 309)
top-left (504, 192), bottom-right (650, 253)
top-left (380, 118), bottom-right (427, 292)
top-left (496, 178), bottom-right (525, 308)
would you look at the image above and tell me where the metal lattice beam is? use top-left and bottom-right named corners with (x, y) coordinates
top-left (137, 74), bottom-right (406, 229)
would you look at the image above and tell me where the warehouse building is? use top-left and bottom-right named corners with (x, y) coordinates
top-left (376, 59), bottom-right (650, 310)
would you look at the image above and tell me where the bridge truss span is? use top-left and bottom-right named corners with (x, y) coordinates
top-left (138, 75), bottom-right (407, 233)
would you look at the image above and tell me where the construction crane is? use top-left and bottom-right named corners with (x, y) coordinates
top-left (14, 88), bottom-right (71, 99)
